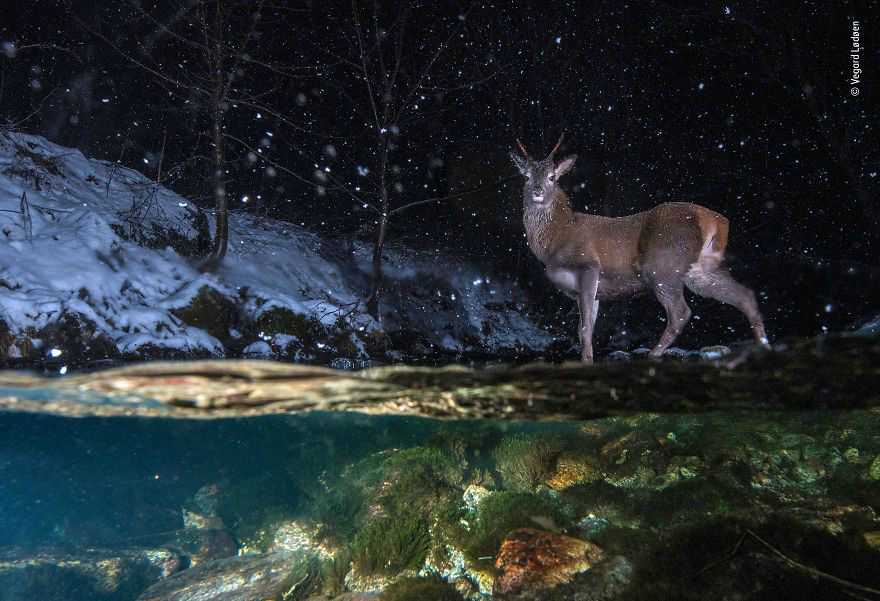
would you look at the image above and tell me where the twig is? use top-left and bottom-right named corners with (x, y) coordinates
top-left (693, 532), bottom-right (747, 577)
top-left (746, 529), bottom-right (880, 596)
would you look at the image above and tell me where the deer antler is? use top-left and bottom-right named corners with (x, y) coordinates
top-left (549, 133), bottom-right (564, 158)
top-left (516, 139), bottom-right (530, 161)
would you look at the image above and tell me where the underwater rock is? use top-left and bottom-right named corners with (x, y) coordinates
top-left (344, 566), bottom-right (415, 593)
top-left (378, 575), bottom-right (465, 600)
top-left (600, 430), bottom-right (669, 489)
top-left (0, 547), bottom-right (181, 600)
top-left (771, 503), bottom-right (878, 536)
top-left (492, 528), bottom-right (604, 597)
top-left (304, 594), bottom-right (380, 601)
top-left (648, 454), bottom-right (704, 489)
top-left (269, 520), bottom-right (336, 559)
top-left (462, 485), bottom-right (491, 511)
top-left (494, 435), bottom-right (564, 492)
top-left (421, 543), bottom-right (491, 600)
top-left (527, 555), bottom-right (634, 601)
top-left (182, 508), bottom-right (224, 531)
top-left (865, 454), bottom-right (880, 481)
top-left (176, 528), bottom-right (238, 564)
top-left (864, 531), bottom-right (880, 551)
top-left (136, 552), bottom-right (295, 601)
top-left (190, 482), bottom-right (223, 520)
top-left (600, 430), bottom-right (661, 466)
top-left (178, 483), bottom-right (238, 563)
top-left (545, 450), bottom-right (604, 490)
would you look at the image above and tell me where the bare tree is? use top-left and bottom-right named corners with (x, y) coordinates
top-left (75, 0), bottom-right (266, 271)
top-left (297, 1), bottom-right (486, 320)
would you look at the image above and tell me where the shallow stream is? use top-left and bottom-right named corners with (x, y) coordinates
top-left (1, 341), bottom-right (879, 601)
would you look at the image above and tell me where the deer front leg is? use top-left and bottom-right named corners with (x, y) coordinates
top-left (576, 267), bottom-right (600, 364)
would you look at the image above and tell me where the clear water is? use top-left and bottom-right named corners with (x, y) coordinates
top-left (2, 403), bottom-right (880, 601)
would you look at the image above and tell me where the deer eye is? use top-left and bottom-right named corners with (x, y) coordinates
top-left (548, 173), bottom-right (555, 181)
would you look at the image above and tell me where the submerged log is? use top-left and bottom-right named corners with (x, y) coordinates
top-left (0, 336), bottom-right (878, 420)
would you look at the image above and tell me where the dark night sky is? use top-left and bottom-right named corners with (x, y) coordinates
top-left (1, 0), bottom-right (878, 340)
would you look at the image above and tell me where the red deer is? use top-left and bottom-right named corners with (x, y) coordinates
top-left (510, 136), bottom-right (771, 363)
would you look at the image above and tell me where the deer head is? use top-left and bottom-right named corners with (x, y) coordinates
top-left (510, 134), bottom-right (577, 207)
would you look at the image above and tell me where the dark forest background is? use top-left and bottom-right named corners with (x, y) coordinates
top-left (1, 0), bottom-right (877, 348)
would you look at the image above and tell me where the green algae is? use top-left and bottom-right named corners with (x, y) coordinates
top-left (379, 575), bottom-right (464, 601)
top-left (351, 512), bottom-right (431, 576)
top-left (493, 435), bottom-right (564, 492)
top-left (462, 491), bottom-right (568, 561)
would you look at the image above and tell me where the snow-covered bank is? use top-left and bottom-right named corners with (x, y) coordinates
top-left (0, 131), bottom-right (554, 364)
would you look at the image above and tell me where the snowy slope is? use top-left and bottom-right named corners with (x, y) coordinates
top-left (0, 131), bottom-right (553, 363)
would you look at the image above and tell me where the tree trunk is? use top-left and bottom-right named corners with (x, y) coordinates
top-left (366, 143), bottom-right (390, 321)
top-left (199, 4), bottom-right (228, 274)
top-left (366, 211), bottom-right (387, 321)
top-left (199, 107), bottom-right (228, 272)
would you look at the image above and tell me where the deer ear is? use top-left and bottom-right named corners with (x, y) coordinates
top-left (553, 154), bottom-right (577, 179)
top-left (554, 154), bottom-right (577, 178)
top-left (509, 152), bottom-right (529, 175)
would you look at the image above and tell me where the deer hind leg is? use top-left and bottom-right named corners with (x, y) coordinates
top-left (684, 267), bottom-right (771, 349)
top-left (649, 281), bottom-right (692, 358)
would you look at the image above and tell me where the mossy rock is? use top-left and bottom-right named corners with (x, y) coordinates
top-left (462, 491), bottom-right (568, 561)
top-left (494, 435), bottom-right (564, 492)
top-left (253, 307), bottom-right (360, 362)
top-left (316, 549), bottom-right (352, 596)
top-left (351, 512), bottom-right (430, 576)
top-left (37, 312), bottom-right (118, 360)
top-left (309, 479), bottom-right (365, 544)
top-left (277, 553), bottom-right (324, 600)
top-left (380, 575), bottom-right (464, 601)
top-left (171, 286), bottom-right (238, 345)
top-left (545, 449), bottom-right (605, 490)
top-left (346, 445), bottom-right (464, 519)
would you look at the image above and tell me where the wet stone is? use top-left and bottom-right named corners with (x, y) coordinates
top-left (136, 552), bottom-right (295, 601)
top-left (0, 547), bottom-right (182, 600)
top-left (493, 528), bottom-right (604, 597)
top-left (462, 484), bottom-right (491, 511)
top-left (545, 450), bottom-right (604, 490)
top-left (865, 454), bottom-right (880, 481)
top-left (269, 520), bottom-right (336, 559)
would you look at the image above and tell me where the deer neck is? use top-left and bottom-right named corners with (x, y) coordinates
top-left (523, 187), bottom-right (575, 263)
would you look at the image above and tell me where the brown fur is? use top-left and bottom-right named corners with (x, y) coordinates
top-left (512, 146), bottom-right (770, 363)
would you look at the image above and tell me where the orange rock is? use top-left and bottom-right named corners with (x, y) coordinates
top-left (493, 528), bottom-right (603, 596)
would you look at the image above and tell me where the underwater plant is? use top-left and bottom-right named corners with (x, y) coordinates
top-left (351, 512), bottom-right (431, 576)
top-left (379, 575), bottom-right (465, 601)
top-left (308, 478), bottom-right (365, 544)
top-left (344, 445), bottom-right (465, 519)
top-left (494, 435), bottom-right (564, 492)
top-left (463, 491), bottom-right (568, 561)
top-left (279, 553), bottom-right (323, 600)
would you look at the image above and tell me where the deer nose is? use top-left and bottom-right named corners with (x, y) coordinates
top-left (531, 187), bottom-right (544, 199)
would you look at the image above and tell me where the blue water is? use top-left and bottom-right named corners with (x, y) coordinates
top-left (2, 408), bottom-right (879, 600)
